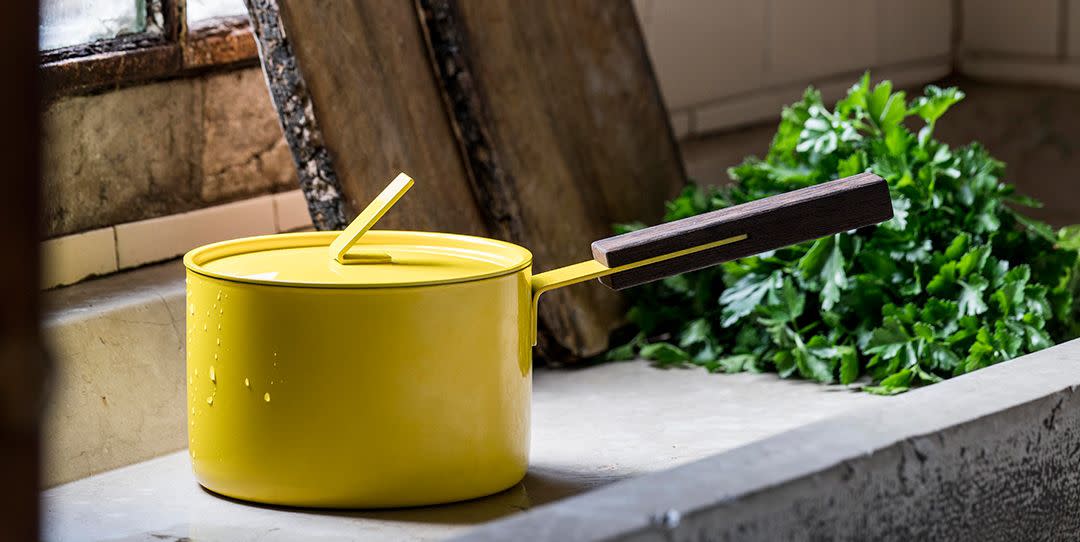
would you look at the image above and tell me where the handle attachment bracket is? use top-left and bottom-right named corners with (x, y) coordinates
top-left (528, 233), bottom-right (747, 344)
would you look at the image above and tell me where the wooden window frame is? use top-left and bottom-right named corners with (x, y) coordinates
top-left (40, 0), bottom-right (258, 98)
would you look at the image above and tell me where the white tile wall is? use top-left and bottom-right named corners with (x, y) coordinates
top-left (877, 61), bottom-right (954, 93)
top-left (41, 227), bottom-right (117, 289)
top-left (958, 0), bottom-right (1080, 86)
top-left (1069, 0), bottom-right (1080, 58)
top-left (695, 87), bottom-right (795, 134)
top-left (637, 0), bottom-right (767, 108)
top-left (694, 60), bottom-right (950, 134)
top-left (43, 191), bottom-right (319, 289)
top-left (272, 189), bottom-right (314, 232)
top-left (115, 195), bottom-right (276, 269)
top-left (636, 0), bottom-right (963, 139)
top-left (877, 0), bottom-right (953, 64)
top-left (632, 0), bottom-right (654, 26)
top-left (960, 56), bottom-right (1080, 86)
top-left (766, 0), bottom-right (877, 85)
top-left (962, 0), bottom-right (1059, 56)
top-left (669, 111), bottom-right (692, 139)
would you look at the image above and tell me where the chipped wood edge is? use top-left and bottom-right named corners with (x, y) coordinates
top-left (414, 0), bottom-right (575, 363)
top-left (242, 0), bottom-right (348, 231)
top-left (413, 0), bottom-right (525, 243)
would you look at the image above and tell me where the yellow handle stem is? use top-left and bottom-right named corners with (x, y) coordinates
top-left (329, 173), bottom-right (414, 264)
top-left (528, 233), bottom-right (747, 344)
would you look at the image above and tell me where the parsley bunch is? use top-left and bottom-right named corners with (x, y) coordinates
top-left (611, 74), bottom-right (1080, 394)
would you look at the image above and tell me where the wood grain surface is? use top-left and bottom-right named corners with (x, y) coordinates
top-left (248, 0), bottom-right (684, 361)
top-left (419, 0), bottom-right (685, 360)
top-left (245, 0), bottom-right (349, 230)
top-left (275, 0), bottom-right (487, 235)
top-left (592, 173), bottom-right (893, 290)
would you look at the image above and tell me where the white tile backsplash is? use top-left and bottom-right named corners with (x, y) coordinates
top-left (114, 195), bottom-right (276, 269)
top-left (669, 111), bottom-right (692, 139)
top-left (1069, 0), bottom-right (1080, 58)
top-left (960, 56), bottom-right (1080, 87)
top-left (877, 0), bottom-right (953, 64)
top-left (41, 227), bottom-right (118, 289)
top-left (638, 0), bottom-right (767, 108)
top-left (962, 0), bottom-right (1059, 56)
top-left (766, 0), bottom-right (878, 85)
top-left (694, 60), bottom-right (950, 138)
top-left (272, 190), bottom-right (314, 232)
top-left (43, 191), bottom-right (319, 288)
top-left (635, 0), bottom-right (1080, 139)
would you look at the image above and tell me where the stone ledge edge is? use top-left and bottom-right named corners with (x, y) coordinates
top-left (455, 338), bottom-right (1080, 541)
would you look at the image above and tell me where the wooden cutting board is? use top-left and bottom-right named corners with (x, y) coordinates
top-left (415, 0), bottom-right (685, 359)
top-left (246, 0), bottom-right (486, 235)
top-left (246, 0), bottom-right (684, 361)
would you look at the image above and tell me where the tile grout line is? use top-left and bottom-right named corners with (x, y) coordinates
top-left (762, 0), bottom-right (772, 85)
top-left (958, 56), bottom-right (1080, 86)
top-left (671, 56), bottom-right (952, 114)
top-left (110, 225), bottom-right (120, 273)
top-left (45, 192), bottom-right (296, 288)
top-left (1060, 0), bottom-right (1070, 60)
top-left (688, 61), bottom-right (951, 137)
top-left (272, 193), bottom-right (282, 233)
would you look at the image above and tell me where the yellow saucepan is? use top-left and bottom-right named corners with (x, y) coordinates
top-left (184, 172), bottom-right (892, 508)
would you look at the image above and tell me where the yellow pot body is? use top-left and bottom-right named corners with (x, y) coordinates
top-left (182, 171), bottom-right (756, 509)
top-left (185, 233), bottom-right (533, 508)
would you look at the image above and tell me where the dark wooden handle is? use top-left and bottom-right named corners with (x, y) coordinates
top-left (592, 172), bottom-right (893, 290)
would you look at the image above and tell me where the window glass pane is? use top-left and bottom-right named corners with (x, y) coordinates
top-left (188, 0), bottom-right (247, 23)
top-left (40, 0), bottom-right (145, 51)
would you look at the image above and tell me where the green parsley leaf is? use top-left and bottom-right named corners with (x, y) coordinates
top-left (611, 74), bottom-right (1080, 394)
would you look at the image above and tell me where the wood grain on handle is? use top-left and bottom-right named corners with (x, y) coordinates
top-left (592, 172), bottom-right (893, 290)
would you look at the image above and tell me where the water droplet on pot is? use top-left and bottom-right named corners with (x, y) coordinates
top-left (209, 366), bottom-right (216, 382)
top-left (206, 396), bottom-right (214, 405)
top-left (244, 378), bottom-right (250, 388)
top-left (189, 304), bottom-right (195, 315)
top-left (264, 393), bottom-right (271, 402)
top-left (216, 338), bottom-right (221, 346)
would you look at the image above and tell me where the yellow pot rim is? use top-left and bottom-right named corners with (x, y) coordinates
top-left (184, 230), bottom-right (533, 289)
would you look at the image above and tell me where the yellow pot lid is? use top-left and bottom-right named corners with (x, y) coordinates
top-left (184, 230), bottom-right (532, 289)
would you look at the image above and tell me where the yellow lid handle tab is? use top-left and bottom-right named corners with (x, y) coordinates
top-left (329, 173), bottom-right (414, 264)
